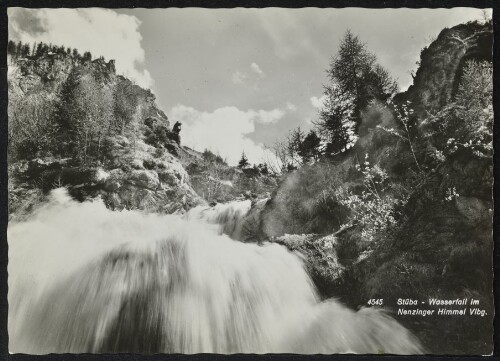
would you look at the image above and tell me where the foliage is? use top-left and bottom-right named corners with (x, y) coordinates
top-left (8, 92), bottom-right (58, 159)
top-left (377, 100), bottom-right (422, 173)
top-left (144, 122), bottom-right (172, 149)
top-left (265, 127), bottom-right (322, 174)
top-left (237, 152), bottom-right (249, 169)
top-left (326, 30), bottom-right (398, 132)
top-left (422, 61), bottom-right (493, 160)
top-left (8, 40), bottom-right (85, 61)
top-left (201, 160), bottom-right (229, 203)
top-left (113, 79), bottom-right (141, 134)
top-left (56, 70), bottom-right (113, 163)
top-left (298, 130), bottom-right (322, 162)
top-left (335, 155), bottom-right (408, 242)
top-left (314, 84), bottom-right (356, 155)
top-left (202, 149), bottom-right (226, 165)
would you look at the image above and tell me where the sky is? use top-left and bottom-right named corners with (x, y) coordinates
top-left (8, 7), bottom-right (491, 165)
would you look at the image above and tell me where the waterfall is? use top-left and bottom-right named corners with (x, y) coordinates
top-left (8, 189), bottom-right (423, 354)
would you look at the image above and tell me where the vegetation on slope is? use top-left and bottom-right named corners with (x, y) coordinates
top-left (259, 20), bottom-right (493, 354)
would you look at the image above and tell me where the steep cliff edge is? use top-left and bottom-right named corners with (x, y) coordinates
top-left (396, 21), bottom-right (493, 118)
top-left (8, 52), bottom-right (204, 218)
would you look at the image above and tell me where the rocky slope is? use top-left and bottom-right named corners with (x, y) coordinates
top-left (257, 20), bottom-right (493, 354)
top-left (8, 52), bottom-right (204, 218)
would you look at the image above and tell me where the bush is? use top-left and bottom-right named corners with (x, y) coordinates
top-left (335, 155), bottom-right (408, 242)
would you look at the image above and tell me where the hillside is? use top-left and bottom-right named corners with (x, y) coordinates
top-left (257, 20), bottom-right (493, 354)
top-left (8, 48), bottom-right (204, 217)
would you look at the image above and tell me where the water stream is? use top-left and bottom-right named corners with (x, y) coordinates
top-left (8, 189), bottom-right (423, 354)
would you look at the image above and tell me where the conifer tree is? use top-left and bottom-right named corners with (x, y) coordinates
top-left (7, 40), bottom-right (16, 56)
top-left (83, 51), bottom-right (92, 62)
top-left (15, 41), bottom-right (22, 57)
top-left (326, 30), bottom-right (397, 132)
top-left (298, 130), bottom-right (322, 162)
top-left (238, 152), bottom-right (250, 169)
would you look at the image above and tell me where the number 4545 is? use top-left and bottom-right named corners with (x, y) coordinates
top-left (367, 299), bottom-right (384, 306)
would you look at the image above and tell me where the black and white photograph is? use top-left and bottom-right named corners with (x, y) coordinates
top-left (5, 5), bottom-right (495, 355)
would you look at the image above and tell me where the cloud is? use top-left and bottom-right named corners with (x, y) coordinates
top-left (8, 8), bottom-right (153, 89)
top-left (231, 71), bottom-right (247, 84)
top-left (169, 105), bottom-right (285, 165)
top-left (310, 95), bottom-right (327, 109)
top-left (286, 101), bottom-right (297, 112)
top-left (250, 62), bottom-right (266, 78)
top-left (257, 109), bottom-right (285, 124)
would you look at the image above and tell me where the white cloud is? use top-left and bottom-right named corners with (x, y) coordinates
top-left (286, 101), bottom-right (297, 112)
top-left (310, 95), bottom-right (327, 109)
top-left (250, 62), bottom-right (266, 78)
top-left (257, 109), bottom-right (285, 124)
top-left (231, 71), bottom-right (247, 84)
top-left (169, 105), bottom-right (285, 165)
top-left (8, 8), bottom-right (153, 89)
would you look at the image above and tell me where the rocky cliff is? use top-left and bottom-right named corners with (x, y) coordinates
top-left (8, 52), bottom-right (204, 218)
top-left (396, 21), bottom-right (493, 118)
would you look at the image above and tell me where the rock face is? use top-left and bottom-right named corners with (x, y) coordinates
top-left (8, 52), bottom-right (204, 218)
top-left (397, 21), bottom-right (493, 119)
top-left (98, 136), bottom-right (202, 213)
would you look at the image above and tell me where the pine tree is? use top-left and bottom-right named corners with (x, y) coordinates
top-left (314, 83), bottom-right (356, 155)
top-left (83, 51), bottom-right (92, 62)
top-left (21, 43), bottom-right (31, 58)
top-left (298, 130), bottom-right (322, 162)
top-left (327, 30), bottom-right (397, 132)
top-left (35, 42), bottom-right (44, 57)
top-left (15, 41), bottom-right (22, 57)
top-left (7, 40), bottom-right (16, 56)
top-left (238, 152), bottom-right (249, 169)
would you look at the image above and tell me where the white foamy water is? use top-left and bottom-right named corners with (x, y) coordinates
top-left (8, 189), bottom-right (423, 354)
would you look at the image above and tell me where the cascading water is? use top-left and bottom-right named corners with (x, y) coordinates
top-left (184, 200), bottom-right (253, 240)
top-left (8, 189), bottom-right (423, 354)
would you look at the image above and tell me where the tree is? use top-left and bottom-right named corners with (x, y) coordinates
top-left (35, 42), bottom-right (44, 57)
top-left (57, 71), bottom-right (114, 163)
top-left (238, 152), bottom-right (250, 169)
top-left (265, 127), bottom-right (304, 174)
top-left (257, 163), bottom-right (269, 175)
top-left (15, 41), bottom-right (22, 57)
top-left (113, 79), bottom-right (140, 134)
top-left (8, 92), bottom-right (58, 159)
top-left (7, 40), bottom-right (16, 56)
top-left (314, 83), bottom-right (356, 155)
top-left (202, 161), bottom-right (227, 203)
top-left (326, 30), bottom-right (398, 132)
top-left (20, 43), bottom-right (31, 58)
top-left (83, 51), bottom-right (92, 62)
top-left (298, 130), bottom-right (322, 162)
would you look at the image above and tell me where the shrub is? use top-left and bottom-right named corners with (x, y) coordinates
top-left (335, 155), bottom-right (408, 242)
